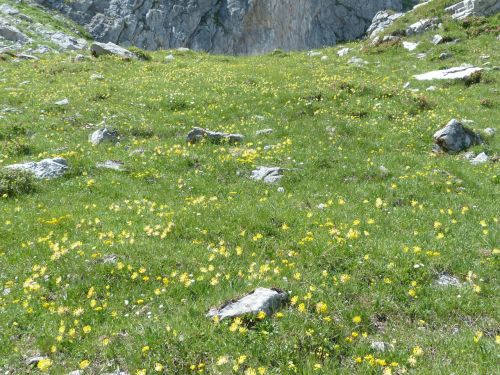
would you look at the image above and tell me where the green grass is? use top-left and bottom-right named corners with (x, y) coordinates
top-left (0, 2), bottom-right (499, 374)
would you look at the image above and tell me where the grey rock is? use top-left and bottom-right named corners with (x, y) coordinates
top-left (436, 274), bottom-right (461, 287)
top-left (15, 53), bottom-right (39, 61)
top-left (250, 166), bottom-right (284, 183)
top-left (165, 53), bottom-right (174, 61)
top-left (439, 52), bottom-right (452, 60)
top-left (307, 51), bottom-right (321, 57)
top-left (68, 371), bottom-right (82, 375)
top-left (403, 41), bottom-right (419, 51)
top-left (0, 4), bottom-right (20, 16)
top-left (337, 48), bottom-right (351, 57)
top-left (90, 42), bottom-right (137, 59)
top-left (446, 0), bottom-right (500, 20)
top-left (414, 65), bottom-right (482, 81)
top-left (5, 158), bottom-right (68, 179)
top-left (55, 98), bottom-right (69, 106)
top-left (433, 119), bottom-right (482, 153)
top-left (186, 127), bottom-right (244, 144)
top-left (25, 356), bottom-right (48, 366)
top-left (89, 128), bottom-right (119, 145)
top-left (0, 24), bottom-right (28, 43)
top-left (426, 85), bottom-right (437, 91)
top-left (406, 17), bottom-right (438, 36)
top-left (73, 54), bottom-right (89, 62)
top-left (484, 127), bottom-right (496, 137)
top-left (416, 53), bottom-right (427, 59)
top-left (207, 287), bottom-right (288, 320)
top-left (31, 45), bottom-right (52, 54)
top-left (371, 341), bottom-right (394, 352)
top-left (50, 31), bottom-right (87, 50)
top-left (90, 73), bottom-right (104, 80)
top-left (367, 10), bottom-right (404, 38)
top-left (36, 0), bottom-right (418, 54)
top-left (471, 152), bottom-right (489, 165)
top-left (96, 160), bottom-right (125, 171)
top-left (348, 56), bottom-right (368, 66)
top-left (432, 34), bottom-right (444, 45)
top-left (256, 128), bottom-right (273, 136)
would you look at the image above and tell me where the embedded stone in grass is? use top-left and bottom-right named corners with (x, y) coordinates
top-left (371, 341), bottom-right (393, 352)
top-left (470, 152), bottom-right (489, 165)
top-left (337, 47), bottom-right (350, 57)
top-left (186, 127), bottom-right (244, 144)
top-left (90, 42), bottom-right (138, 60)
top-left (25, 356), bottom-right (48, 366)
top-left (89, 128), bottom-right (119, 145)
top-left (436, 274), bottom-right (461, 287)
top-left (250, 166), bottom-right (285, 183)
top-left (96, 160), bottom-right (126, 171)
top-left (432, 34), bottom-right (444, 45)
top-left (0, 24), bottom-right (29, 43)
top-left (433, 119), bottom-right (482, 153)
top-left (256, 128), bottom-right (273, 135)
top-left (207, 287), bottom-right (288, 321)
top-left (55, 98), bottom-right (69, 106)
top-left (414, 65), bottom-right (482, 81)
top-left (5, 158), bottom-right (68, 179)
top-left (348, 57), bottom-right (368, 66)
top-left (406, 17), bottom-right (438, 36)
top-left (403, 41), bottom-right (419, 51)
top-left (483, 128), bottom-right (496, 137)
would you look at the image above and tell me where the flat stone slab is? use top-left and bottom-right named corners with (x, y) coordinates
top-left (96, 160), bottom-right (126, 171)
top-left (207, 287), bottom-right (288, 320)
top-left (5, 158), bottom-right (68, 179)
top-left (250, 166), bottom-right (285, 183)
top-left (186, 127), bottom-right (244, 144)
top-left (91, 42), bottom-right (137, 59)
top-left (436, 274), bottom-right (461, 287)
top-left (414, 65), bottom-right (482, 81)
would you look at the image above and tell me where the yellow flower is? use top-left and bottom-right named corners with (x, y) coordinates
top-left (352, 316), bottom-right (362, 324)
top-left (154, 363), bottom-right (164, 372)
top-left (257, 311), bottom-right (267, 320)
top-left (473, 331), bottom-right (483, 343)
top-left (83, 325), bottom-right (92, 334)
top-left (136, 370), bottom-right (146, 375)
top-left (315, 302), bottom-right (327, 315)
top-left (79, 360), bottom-right (90, 369)
top-left (37, 358), bottom-right (53, 372)
top-left (216, 356), bottom-right (228, 365)
top-left (412, 346), bottom-right (423, 356)
top-left (237, 355), bottom-right (247, 364)
top-left (142, 345), bottom-right (150, 354)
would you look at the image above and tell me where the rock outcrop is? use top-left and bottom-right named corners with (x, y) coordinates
top-left (35, 0), bottom-right (417, 54)
top-left (446, 0), bottom-right (500, 20)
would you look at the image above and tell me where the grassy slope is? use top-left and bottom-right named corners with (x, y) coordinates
top-left (0, 1), bottom-right (498, 374)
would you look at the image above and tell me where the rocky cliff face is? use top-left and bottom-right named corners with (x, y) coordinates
top-left (36, 0), bottom-right (417, 54)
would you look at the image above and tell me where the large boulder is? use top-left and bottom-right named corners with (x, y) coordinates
top-left (186, 127), bottom-right (244, 144)
top-left (406, 17), bottom-right (439, 36)
top-left (5, 158), bottom-right (68, 179)
top-left (35, 0), bottom-right (419, 54)
top-left (207, 287), bottom-right (288, 320)
top-left (433, 119), bottom-right (482, 153)
top-left (446, 0), bottom-right (500, 20)
top-left (90, 42), bottom-right (137, 59)
top-left (414, 65), bottom-right (482, 81)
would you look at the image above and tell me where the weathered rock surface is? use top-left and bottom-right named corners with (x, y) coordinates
top-left (367, 10), bottom-right (404, 38)
top-left (0, 24), bottom-right (29, 43)
top-left (35, 0), bottom-right (418, 54)
top-left (207, 287), bottom-right (288, 320)
top-left (470, 152), bottom-right (489, 165)
top-left (6, 158), bottom-right (68, 179)
top-left (446, 0), bottom-right (500, 20)
top-left (436, 274), bottom-right (461, 287)
top-left (96, 160), bottom-right (126, 171)
top-left (414, 65), bottom-right (482, 81)
top-left (250, 166), bottom-right (285, 183)
top-left (406, 17), bottom-right (438, 36)
top-left (186, 127), bottom-right (244, 144)
top-left (433, 119), bottom-right (482, 153)
top-left (50, 31), bottom-right (87, 50)
top-left (89, 128), bottom-right (119, 145)
top-left (91, 42), bottom-right (137, 59)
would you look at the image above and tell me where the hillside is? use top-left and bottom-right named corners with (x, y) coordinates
top-left (0, 0), bottom-right (499, 374)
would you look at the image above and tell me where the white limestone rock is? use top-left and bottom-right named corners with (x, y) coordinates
top-left (207, 287), bottom-right (288, 320)
top-left (186, 127), bottom-right (244, 144)
top-left (90, 42), bottom-right (137, 59)
top-left (5, 158), bottom-right (68, 179)
top-left (89, 128), bottom-right (119, 145)
top-left (414, 65), bottom-right (482, 81)
top-left (250, 166), bottom-right (285, 184)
